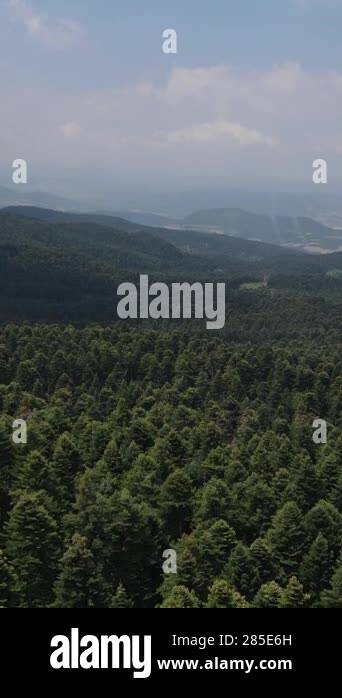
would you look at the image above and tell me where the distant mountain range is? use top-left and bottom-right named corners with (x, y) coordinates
top-left (2, 183), bottom-right (342, 240)
top-left (182, 208), bottom-right (342, 253)
top-left (115, 207), bottom-right (342, 253)
top-left (4, 202), bottom-right (342, 254)
top-left (0, 185), bottom-right (80, 211)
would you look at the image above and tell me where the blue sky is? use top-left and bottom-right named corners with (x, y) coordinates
top-left (2, 0), bottom-right (342, 87)
top-left (1, 0), bottom-right (342, 201)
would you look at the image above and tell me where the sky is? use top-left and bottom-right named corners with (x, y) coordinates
top-left (1, 0), bottom-right (342, 204)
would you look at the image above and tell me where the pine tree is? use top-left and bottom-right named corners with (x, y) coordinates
top-left (206, 578), bottom-right (248, 608)
top-left (102, 438), bottom-right (124, 477)
top-left (111, 583), bottom-right (133, 608)
top-left (305, 500), bottom-right (341, 554)
top-left (253, 581), bottom-right (283, 608)
top-left (280, 576), bottom-right (306, 608)
top-left (6, 491), bottom-right (60, 607)
top-left (267, 502), bottom-right (305, 574)
top-left (54, 533), bottom-right (101, 608)
top-left (160, 469), bottom-right (193, 539)
top-left (249, 537), bottom-right (275, 586)
top-left (320, 558), bottom-right (342, 608)
top-left (300, 533), bottom-right (332, 598)
top-left (13, 451), bottom-right (51, 496)
top-left (52, 433), bottom-right (82, 504)
top-left (160, 585), bottom-right (201, 608)
top-left (229, 542), bottom-right (254, 599)
top-left (195, 477), bottom-right (232, 524)
top-left (192, 520), bottom-right (237, 598)
top-left (287, 454), bottom-right (320, 511)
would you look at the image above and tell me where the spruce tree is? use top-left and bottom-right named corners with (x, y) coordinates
top-left (280, 576), bottom-right (306, 608)
top-left (111, 583), bottom-right (134, 608)
top-left (160, 585), bottom-right (201, 608)
top-left (6, 491), bottom-right (60, 607)
top-left (300, 533), bottom-right (332, 598)
top-left (305, 500), bottom-right (341, 554)
top-left (52, 433), bottom-right (82, 504)
top-left (320, 558), bottom-right (342, 608)
top-left (13, 451), bottom-right (51, 496)
top-left (253, 581), bottom-right (283, 608)
top-left (267, 502), bottom-right (305, 574)
top-left (250, 537), bottom-right (275, 586)
top-left (229, 542), bottom-right (255, 599)
top-left (54, 533), bottom-right (101, 608)
top-left (160, 469), bottom-right (193, 539)
top-left (206, 578), bottom-right (248, 608)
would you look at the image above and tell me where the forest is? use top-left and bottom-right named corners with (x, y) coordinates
top-left (0, 324), bottom-right (341, 608)
top-left (0, 209), bottom-right (341, 608)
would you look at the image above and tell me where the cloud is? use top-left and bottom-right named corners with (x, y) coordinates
top-left (1, 63), bottom-right (342, 188)
top-left (8, 0), bottom-right (84, 48)
top-left (157, 120), bottom-right (276, 147)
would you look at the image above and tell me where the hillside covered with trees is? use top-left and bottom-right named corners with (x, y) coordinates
top-left (0, 208), bottom-right (341, 608)
top-left (0, 325), bottom-right (341, 608)
top-left (0, 208), bottom-right (342, 325)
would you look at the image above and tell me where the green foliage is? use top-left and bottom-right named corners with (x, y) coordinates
top-left (267, 502), bottom-right (305, 575)
top-left (160, 585), bottom-right (201, 608)
top-left (160, 469), bottom-right (193, 539)
top-left (253, 581), bottom-right (283, 608)
top-left (206, 578), bottom-right (248, 608)
top-left (280, 576), bottom-right (306, 608)
top-left (0, 210), bottom-right (342, 338)
top-left (300, 533), bottom-right (332, 599)
top-left (0, 325), bottom-right (341, 607)
top-left (111, 583), bottom-right (134, 609)
top-left (54, 534), bottom-right (99, 608)
top-left (0, 549), bottom-right (12, 607)
top-left (320, 557), bottom-right (342, 608)
top-left (6, 491), bottom-right (60, 607)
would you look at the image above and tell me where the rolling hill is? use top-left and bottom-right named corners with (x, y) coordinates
top-left (183, 208), bottom-right (342, 252)
top-left (0, 205), bottom-right (310, 266)
top-left (0, 207), bottom-right (341, 324)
